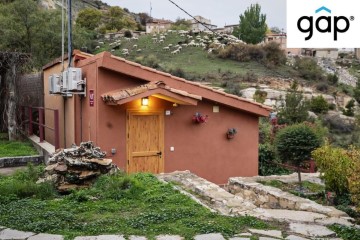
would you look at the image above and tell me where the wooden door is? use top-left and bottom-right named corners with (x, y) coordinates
top-left (127, 111), bottom-right (164, 174)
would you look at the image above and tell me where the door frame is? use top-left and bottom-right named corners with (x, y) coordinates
top-left (126, 109), bottom-right (165, 173)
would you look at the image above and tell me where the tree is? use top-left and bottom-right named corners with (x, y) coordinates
top-left (76, 8), bottom-right (102, 31)
top-left (170, 18), bottom-right (191, 31)
top-left (103, 6), bottom-right (137, 32)
top-left (277, 81), bottom-right (310, 124)
top-left (275, 123), bottom-right (320, 188)
top-left (233, 3), bottom-right (267, 44)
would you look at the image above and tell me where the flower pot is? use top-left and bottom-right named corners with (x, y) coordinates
top-left (227, 133), bottom-right (235, 139)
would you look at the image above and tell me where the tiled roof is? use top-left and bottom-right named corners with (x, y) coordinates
top-left (101, 81), bottom-right (202, 104)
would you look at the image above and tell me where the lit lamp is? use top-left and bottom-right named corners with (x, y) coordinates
top-left (141, 97), bottom-right (149, 106)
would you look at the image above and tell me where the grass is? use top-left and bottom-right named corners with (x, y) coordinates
top-left (330, 224), bottom-right (360, 240)
top-left (0, 134), bottom-right (38, 157)
top-left (95, 33), bottom-right (298, 85)
top-left (0, 166), bottom-right (271, 240)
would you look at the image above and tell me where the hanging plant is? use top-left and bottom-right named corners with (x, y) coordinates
top-left (227, 128), bottom-right (237, 139)
top-left (192, 112), bottom-right (208, 124)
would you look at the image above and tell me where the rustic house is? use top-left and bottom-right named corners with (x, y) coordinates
top-left (190, 16), bottom-right (217, 32)
top-left (146, 18), bottom-right (173, 34)
top-left (302, 48), bottom-right (339, 59)
top-left (43, 51), bottom-right (271, 184)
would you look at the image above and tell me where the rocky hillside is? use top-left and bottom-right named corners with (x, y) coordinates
top-left (39, 0), bottom-right (109, 14)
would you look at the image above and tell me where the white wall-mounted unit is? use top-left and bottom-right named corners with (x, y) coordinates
top-left (48, 74), bottom-right (61, 94)
top-left (63, 67), bottom-right (83, 91)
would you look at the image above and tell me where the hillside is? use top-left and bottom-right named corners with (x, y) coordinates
top-left (95, 31), bottom-right (299, 87)
top-left (40, 0), bottom-right (109, 13)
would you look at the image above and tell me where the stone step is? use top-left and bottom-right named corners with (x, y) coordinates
top-left (289, 223), bottom-right (337, 238)
top-left (74, 235), bottom-right (125, 240)
top-left (0, 228), bottom-right (36, 240)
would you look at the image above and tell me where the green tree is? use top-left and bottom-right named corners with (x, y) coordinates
top-left (277, 81), bottom-right (310, 124)
top-left (233, 3), bottom-right (267, 44)
top-left (170, 18), bottom-right (191, 31)
top-left (76, 8), bottom-right (102, 31)
top-left (103, 6), bottom-right (137, 32)
top-left (275, 123), bottom-right (320, 187)
top-left (310, 95), bottom-right (329, 114)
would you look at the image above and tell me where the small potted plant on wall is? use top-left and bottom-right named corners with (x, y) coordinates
top-left (192, 112), bottom-right (208, 124)
top-left (227, 128), bottom-right (237, 139)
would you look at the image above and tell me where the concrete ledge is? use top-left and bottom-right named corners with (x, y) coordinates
top-left (0, 155), bottom-right (43, 168)
top-left (28, 135), bottom-right (55, 164)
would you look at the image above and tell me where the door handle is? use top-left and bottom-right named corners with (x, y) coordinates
top-left (157, 151), bottom-right (162, 158)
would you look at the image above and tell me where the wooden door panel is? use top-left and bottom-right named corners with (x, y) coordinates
top-left (127, 111), bottom-right (164, 174)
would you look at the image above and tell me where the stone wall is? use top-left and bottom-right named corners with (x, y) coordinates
top-left (18, 73), bottom-right (43, 107)
top-left (0, 155), bottom-right (44, 168)
top-left (228, 177), bottom-right (346, 217)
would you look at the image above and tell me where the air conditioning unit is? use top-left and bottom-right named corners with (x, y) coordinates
top-left (48, 74), bottom-right (61, 94)
top-left (63, 67), bottom-right (83, 91)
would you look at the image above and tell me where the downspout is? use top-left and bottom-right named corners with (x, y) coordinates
top-left (64, 0), bottom-right (72, 147)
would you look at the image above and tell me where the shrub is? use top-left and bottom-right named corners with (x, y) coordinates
top-left (169, 68), bottom-right (186, 78)
top-left (343, 99), bottom-right (355, 117)
top-left (327, 73), bottom-right (339, 85)
top-left (258, 144), bottom-right (291, 176)
top-left (310, 95), bottom-right (329, 114)
top-left (142, 54), bottom-right (160, 68)
top-left (124, 30), bottom-right (133, 38)
top-left (294, 57), bottom-right (324, 81)
top-left (217, 43), bottom-right (286, 65)
top-left (275, 123), bottom-right (320, 184)
top-left (277, 81), bottom-right (310, 124)
top-left (347, 147), bottom-right (360, 210)
top-left (262, 41), bottom-right (287, 67)
top-left (315, 82), bottom-right (329, 92)
top-left (0, 164), bottom-right (57, 201)
top-left (312, 143), bottom-right (352, 195)
top-left (253, 89), bottom-right (267, 104)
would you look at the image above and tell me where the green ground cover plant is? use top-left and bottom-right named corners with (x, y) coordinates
top-left (0, 134), bottom-right (38, 157)
top-left (0, 166), bottom-right (270, 240)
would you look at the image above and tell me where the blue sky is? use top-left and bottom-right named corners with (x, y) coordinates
top-left (102, 0), bottom-right (286, 30)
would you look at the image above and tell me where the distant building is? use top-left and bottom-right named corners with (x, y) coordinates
top-left (190, 16), bottom-right (217, 32)
top-left (302, 48), bottom-right (339, 59)
top-left (224, 24), bottom-right (239, 34)
top-left (264, 33), bottom-right (301, 56)
top-left (146, 18), bottom-right (173, 34)
top-left (355, 48), bottom-right (360, 59)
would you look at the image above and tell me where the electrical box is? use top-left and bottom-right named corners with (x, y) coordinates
top-left (62, 68), bottom-right (83, 91)
top-left (48, 74), bottom-right (61, 94)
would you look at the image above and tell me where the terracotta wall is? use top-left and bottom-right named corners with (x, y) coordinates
top-left (43, 61), bottom-right (76, 148)
top-left (73, 67), bottom-right (258, 184)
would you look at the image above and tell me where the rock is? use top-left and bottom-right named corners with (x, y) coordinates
top-left (194, 233), bottom-right (225, 240)
top-left (39, 142), bottom-right (117, 192)
top-left (259, 209), bottom-right (328, 223)
top-left (289, 223), bottom-right (336, 237)
top-left (248, 229), bottom-right (282, 238)
top-left (27, 233), bottom-right (64, 240)
top-left (258, 238), bottom-right (281, 240)
top-left (129, 236), bottom-right (147, 240)
top-left (79, 171), bottom-right (101, 180)
top-left (84, 158), bottom-right (112, 166)
top-left (240, 88), bottom-right (257, 99)
top-left (0, 228), bottom-right (35, 240)
top-left (229, 238), bottom-right (250, 240)
top-left (54, 163), bottom-right (67, 172)
top-left (74, 235), bottom-right (125, 240)
top-left (285, 235), bottom-right (309, 240)
top-left (234, 233), bottom-right (252, 237)
top-left (155, 235), bottom-right (184, 240)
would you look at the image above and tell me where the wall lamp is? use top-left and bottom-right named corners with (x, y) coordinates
top-left (141, 97), bottom-right (149, 106)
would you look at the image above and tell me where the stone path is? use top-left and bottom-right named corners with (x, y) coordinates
top-left (158, 171), bottom-right (360, 239)
top-left (1, 227), bottom-right (344, 240)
